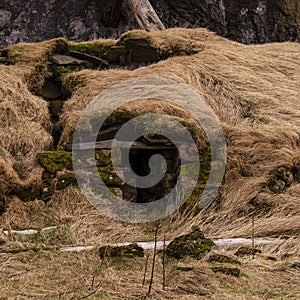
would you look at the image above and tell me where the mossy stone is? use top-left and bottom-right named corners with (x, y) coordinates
top-left (55, 171), bottom-right (76, 190)
top-left (268, 178), bottom-right (286, 193)
top-left (99, 243), bottom-right (144, 259)
top-left (98, 165), bottom-right (123, 186)
top-left (234, 246), bottom-right (262, 257)
top-left (37, 151), bottom-right (72, 174)
top-left (95, 150), bottom-right (113, 167)
top-left (68, 42), bottom-right (109, 57)
top-left (61, 74), bottom-right (84, 97)
top-left (208, 254), bottom-right (241, 265)
top-left (167, 226), bottom-right (215, 259)
top-left (268, 166), bottom-right (294, 194)
top-left (17, 186), bottom-right (42, 202)
top-left (211, 266), bottom-right (241, 277)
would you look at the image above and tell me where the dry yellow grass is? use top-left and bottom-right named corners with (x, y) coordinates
top-left (6, 38), bottom-right (68, 91)
top-left (0, 66), bottom-right (52, 194)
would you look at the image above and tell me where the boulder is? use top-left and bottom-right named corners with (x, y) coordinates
top-left (166, 226), bottom-right (215, 259)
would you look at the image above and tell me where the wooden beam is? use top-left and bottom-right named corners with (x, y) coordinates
top-left (68, 139), bottom-right (176, 151)
top-left (126, 0), bottom-right (166, 31)
top-left (69, 50), bottom-right (109, 68)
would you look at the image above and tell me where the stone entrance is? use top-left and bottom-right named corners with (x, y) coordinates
top-left (121, 142), bottom-right (180, 203)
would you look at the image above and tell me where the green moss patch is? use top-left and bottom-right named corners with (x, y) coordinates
top-left (98, 166), bottom-right (123, 186)
top-left (61, 74), bottom-right (85, 97)
top-left (55, 171), bottom-right (76, 190)
top-left (68, 42), bottom-right (110, 57)
top-left (37, 151), bottom-right (72, 174)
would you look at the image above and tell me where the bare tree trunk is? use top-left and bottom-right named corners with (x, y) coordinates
top-left (126, 0), bottom-right (166, 31)
top-left (110, 0), bottom-right (124, 28)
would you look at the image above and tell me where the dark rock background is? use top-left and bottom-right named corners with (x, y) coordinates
top-left (0, 0), bottom-right (299, 47)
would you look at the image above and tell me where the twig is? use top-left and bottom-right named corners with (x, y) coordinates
top-left (162, 234), bottom-right (166, 290)
top-left (91, 275), bottom-right (95, 288)
top-left (77, 290), bottom-right (97, 300)
top-left (252, 215), bottom-right (255, 259)
top-left (148, 222), bottom-right (159, 295)
top-left (142, 255), bottom-right (148, 286)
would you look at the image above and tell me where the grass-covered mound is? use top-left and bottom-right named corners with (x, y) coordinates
top-left (59, 28), bottom-right (300, 237)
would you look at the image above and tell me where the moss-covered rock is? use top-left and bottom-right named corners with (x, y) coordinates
top-left (55, 171), bottom-right (77, 190)
top-left (234, 246), bottom-right (262, 257)
top-left (98, 166), bottom-right (123, 186)
top-left (166, 226), bottom-right (215, 259)
top-left (268, 166), bottom-right (294, 194)
top-left (211, 266), bottom-right (241, 277)
top-left (61, 73), bottom-right (85, 97)
top-left (95, 150), bottom-right (113, 167)
top-left (37, 151), bottom-right (72, 174)
top-left (99, 243), bottom-right (144, 259)
top-left (17, 186), bottom-right (42, 202)
top-left (68, 42), bottom-right (111, 57)
top-left (208, 254), bottom-right (241, 265)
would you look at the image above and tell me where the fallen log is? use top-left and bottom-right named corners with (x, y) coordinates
top-left (59, 238), bottom-right (281, 252)
top-left (3, 226), bottom-right (59, 236)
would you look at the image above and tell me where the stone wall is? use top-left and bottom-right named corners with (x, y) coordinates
top-left (0, 0), bottom-right (299, 47)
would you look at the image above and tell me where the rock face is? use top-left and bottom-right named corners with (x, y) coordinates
top-left (0, 0), bottom-right (299, 47)
top-left (151, 0), bottom-right (300, 43)
top-left (0, 0), bottom-right (138, 47)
